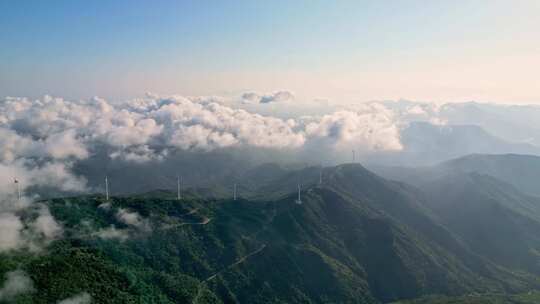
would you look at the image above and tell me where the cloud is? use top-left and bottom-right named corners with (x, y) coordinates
top-left (91, 208), bottom-right (151, 241)
top-left (109, 145), bottom-right (168, 163)
top-left (1, 94), bottom-right (403, 163)
top-left (28, 205), bottom-right (63, 240)
top-left (152, 96), bottom-right (305, 150)
top-left (303, 103), bottom-right (403, 152)
top-left (0, 213), bottom-right (24, 251)
top-left (116, 208), bottom-right (151, 232)
top-left (0, 202), bottom-right (64, 253)
top-left (44, 129), bottom-right (89, 159)
top-left (57, 292), bottom-right (92, 304)
top-left (93, 225), bottom-right (129, 242)
top-left (241, 91), bottom-right (294, 104)
top-left (0, 270), bottom-right (35, 301)
top-left (97, 202), bottom-right (111, 210)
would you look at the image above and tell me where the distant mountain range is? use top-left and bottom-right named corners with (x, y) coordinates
top-left (372, 153), bottom-right (540, 197)
top-left (359, 100), bottom-right (540, 166)
top-left (365, 122), bottom-right (540, 166)
top-left (381, 100), bottom-right (540, 147)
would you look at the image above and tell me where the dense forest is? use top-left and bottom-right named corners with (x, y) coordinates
top-left (3, 160), bottom-right (540, 303)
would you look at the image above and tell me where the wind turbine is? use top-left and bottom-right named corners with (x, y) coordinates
top-left (296, 184), bottom-right (302, 204)
top-left (319, 164), bottom-right (323, 185)
top-left (177, 175), bottom-right (182, 200)
top-left (14, 178), bottom-right (21, 201)
top-left (105, 176), bottom-right (109, 201)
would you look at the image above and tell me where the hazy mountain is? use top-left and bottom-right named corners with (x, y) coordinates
top-left (420, 172), bottom-right (540, 273)
top-left (372, 153), bottom-right (540, 198)
top-left (381, 100), bottom-right (540, 147)
top-left (365, 122), bottom-right (540, 166)
top-left (371, 154), bottom-right (540, 275)
top-left (440, 154), bottom-right (540, 197)
top-left (439, 102), bottom-right (540, 146)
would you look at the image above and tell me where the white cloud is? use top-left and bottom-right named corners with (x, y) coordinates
top-left (0, 202), bottom-right (63, 253)
top-left (97, 202), bottom-right (111, 210)
top-left (29, 205), bottom-right (63, 240)
top-left (94, 225), bottom-right (129, 242)
top-left (44, 129), bottom-right (89, 159)
top-left (303, 103), bottom-right (403, 152)
top-left (241, 91), bottom-right (294, 104)
top-left (0, 213), bottom-right (24, 252)
top-left (116, 208), bottom-right (151, 232)
top-left (109, 145), bottom-right (168, 163)
top-left (91, 208), bottom-right (151, 241)
top-left (0, 270), bottom-right (35, 301)
top-left (0, 94), bottom-right (403, 164)
top-left (152, 97), bottom-right (305, 150)
top-left (57, 292), bottom-right (92, 304)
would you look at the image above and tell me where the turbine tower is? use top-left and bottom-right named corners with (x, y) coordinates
top-left (177, 175), bottom-right (182, 200)
top-left (233, 183), bottom-right (237, 201)
top-left (105, 176), bottom-right (109, 201)
top-left (296, 184), bottom-right (302, 204)
top-left (14, 178), bottom-right (21, 201)
top-left (319, 165), bottom-right (323, 185)
top-left (352, 149), bottom-right (356, 163)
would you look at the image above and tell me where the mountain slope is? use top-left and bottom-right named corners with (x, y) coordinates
top-left (365, 122), bottom-right (540, 166)
top-left (3, 164), bottom-right (540, 303)
top-left (420, 172), bottom-right (540, 274)
top-left (441, 154), bottom-right (540, 197)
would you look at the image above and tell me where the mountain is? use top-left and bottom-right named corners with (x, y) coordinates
top-left (438, 102), bottom-right (540, 147)
top-left (391, 291), bottom-right (540, 304)
top-left (72, 148), bottom-right (257, 196)
top-left (420, 172), bottom-right (540, 273)
top-left (366, 122), bottom-right (540, 166)
top-left (371, 153), bottom-right (540, 198)
top-left (371, 154), bottom-right (540, 275)
top-left (3, 164), bottom-right (540, 303)
top-left (440, 154), bottom-right (540, 197)
top-left (380, 100), bottom-right (540, 147)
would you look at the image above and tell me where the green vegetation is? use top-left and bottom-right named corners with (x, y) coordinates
top-left (391, 291), bottom-right (540, 304)
top-left (2, 164), bottom-right (540, 303)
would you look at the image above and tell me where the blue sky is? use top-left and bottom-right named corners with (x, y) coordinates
top-left (1, 0), bottom-right (539, 103)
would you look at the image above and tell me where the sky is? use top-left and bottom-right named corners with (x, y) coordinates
top-left (1, 0), bottom-right (539, 104)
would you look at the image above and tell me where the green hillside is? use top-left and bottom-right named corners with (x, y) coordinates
top-left (2, 164), bottom-right (540, 303)
top-left (391, 291), bottom-right (540, 304)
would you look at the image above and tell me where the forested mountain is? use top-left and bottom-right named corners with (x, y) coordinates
top-left (3, 162), bottom-right (540, 303)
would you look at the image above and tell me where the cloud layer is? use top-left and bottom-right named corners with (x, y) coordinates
top-left (0, 94), bottom-right (402, 170)
top-left (241, 91), bottom-right (295, 104)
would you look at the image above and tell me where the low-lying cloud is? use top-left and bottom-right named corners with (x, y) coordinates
top-left (93, 225), bottom-right (130, 242)
top-left (116, 208), bottom-right (151, 232)
top-left (0, 270), bottom-right (35, 301)
top-left (57, 292), bottom-right (92, 304)
top-left (0, 199), bottom-right (64, 252)
top-left (241, 91), bottom-right (295, 104)
top-left (91, 205), bottom-right (151, 241)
